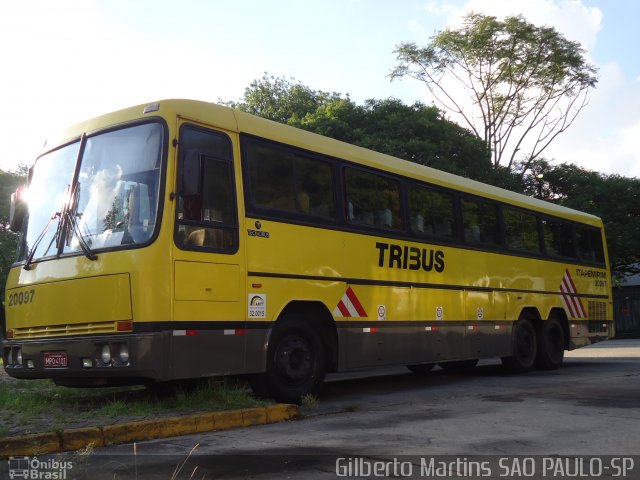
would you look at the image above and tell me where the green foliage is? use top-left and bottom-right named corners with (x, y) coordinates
top-left (225, 73), bottom-right (344, 125)
top-left (231, 75), bottom-right (491, 181)
top-left (391, 13), bottom-right (598, 172)
top-left (0, 167), bottom-right (27, 293)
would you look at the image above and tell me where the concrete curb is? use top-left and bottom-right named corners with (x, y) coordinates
top-left (0, 404), bottom-right (299, 458)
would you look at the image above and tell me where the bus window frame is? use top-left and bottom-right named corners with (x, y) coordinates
top-left (240, 134), bottom-right (342, 227)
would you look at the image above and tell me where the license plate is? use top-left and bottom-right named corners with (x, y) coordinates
top-left (43, 352), bottom-right (68, 368)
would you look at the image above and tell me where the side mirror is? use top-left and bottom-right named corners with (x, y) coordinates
top-left (9, 185), bottom-right (28, 232)
top-left (181, 150), bottom-right (202, 197)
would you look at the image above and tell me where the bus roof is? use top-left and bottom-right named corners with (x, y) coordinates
top-left (46, 99), bottom-right (603, 227)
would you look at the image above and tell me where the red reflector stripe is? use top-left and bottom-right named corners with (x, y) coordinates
top-left (185, 330), bottom-right (199, 336)
top-left (224, 329), bottom-right (248, 336)
top-left (345, 287), bottom-right (367, 317)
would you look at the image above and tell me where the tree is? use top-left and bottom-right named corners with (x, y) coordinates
top-left (391, 13), bottom-right (598, 174)
top-left (225, 74), bottom-right (343, 125)
top-left (229, 75), bottom-right (492, 181)
top-left (0, 167), bottom-right (28, 294)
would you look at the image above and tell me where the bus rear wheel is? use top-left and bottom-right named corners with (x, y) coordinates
top-left (251, 317), bottom-right (326, 404)
top-left (502, 317), bottom-right (537, 373)
top-left (535, 317), bottom-right (565, 370)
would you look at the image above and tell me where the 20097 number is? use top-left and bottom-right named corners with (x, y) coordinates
top-left (8, 289), bottom-right (35, 306)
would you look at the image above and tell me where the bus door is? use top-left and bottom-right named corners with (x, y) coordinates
top-left (171, 121), bottom-right (246, 378)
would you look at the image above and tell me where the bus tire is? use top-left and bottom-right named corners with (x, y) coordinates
top-left (406, 363), bottom-right (435, 374)
top-left (501, 317), bottom-right (537, 373)
top-left (251, 317), bottom-right (326, 404)
top-left (535, 317), bottom-right (565, 370)
top-left (439, 359), bottom-right (479, 373)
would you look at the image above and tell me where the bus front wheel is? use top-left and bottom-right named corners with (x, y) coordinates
top-left (251, 317), bottom-right (326, 404)
top-left (502, 317), bottom-right (537, 373)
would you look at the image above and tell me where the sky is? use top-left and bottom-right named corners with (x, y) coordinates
top-left (0, 0), bottom-right (639, 178)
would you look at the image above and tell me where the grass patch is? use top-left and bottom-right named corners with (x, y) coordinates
top-left (0, 377), bottom-right (267, 437)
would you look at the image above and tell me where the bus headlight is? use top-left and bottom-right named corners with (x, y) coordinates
top-left (7, 349), bottom-right (13, 365)
top-left (15, 348), bottom-right (23, 366)
top-left (101, 344), bottom-right (112, 365)
top-left (118, 344), bottom-right (130, 364)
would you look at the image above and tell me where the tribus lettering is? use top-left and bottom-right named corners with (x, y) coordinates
top-left (376, 242), bottom-right (445, 273)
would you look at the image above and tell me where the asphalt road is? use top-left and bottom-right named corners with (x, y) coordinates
top-left (64, 339), bottom-right (640, 479)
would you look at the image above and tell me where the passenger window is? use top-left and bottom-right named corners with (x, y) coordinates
top-left (576, 227), bottom-right (605, 264)
top-left (504, 208), bottom-right (541, 253)
top-left (461, 198), bottom-right (500, 246)
top-left (176, 126), bottom-right (237, 252)
top-left (244, 140), bottom-right (337, 220)
top-left (345, 168), bottom-right (403, 230)
top-left (542, 218), bottom-right (575, 258)
top-left (408, 184), bottom-right (455, 239)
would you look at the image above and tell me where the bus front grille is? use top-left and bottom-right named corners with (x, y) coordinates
top-left (10, 321), bottom-right (128, 339)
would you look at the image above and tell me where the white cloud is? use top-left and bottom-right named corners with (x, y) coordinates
top-left (548, 64), bottom-right (640, 177)
top-left (442, 0), bottom-right (602, 52)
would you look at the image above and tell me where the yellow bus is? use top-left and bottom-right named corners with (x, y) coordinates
top-left (2, 100), bottom-right (613, 402)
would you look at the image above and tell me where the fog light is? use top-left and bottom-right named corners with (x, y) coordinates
top-left (118, 344), bottom-right (130, 364)
top-left (27, 360), bottom-right (34, 369)
top-left (101, 344), bottom-right (112, 365)
top-left (82, 358), bottom-right (93, 368)
top-left (15, 348), bottom-right (23, 366)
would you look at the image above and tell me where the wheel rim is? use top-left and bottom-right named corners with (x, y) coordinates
top-left (516, 324), bottom-right (535, 361)
top-left (273, 334), bottom-right (314, 385)
top-left (547, 323), bottom-right (564, 363)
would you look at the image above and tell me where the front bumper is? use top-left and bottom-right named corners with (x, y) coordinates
top-left (2, 332), bottom-right (168, 384)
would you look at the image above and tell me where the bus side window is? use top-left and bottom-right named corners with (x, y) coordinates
top-left (504, 207), bottom-right (541, 254)
top-left (176, 126), bottom-right (237, 252)
top-left (408, 184), bottom-right (455, 239)
top-left (542, 218), bottom-right (575, 259)
top-left (576, 226), bottom-right (605, 264)
top-left (345, 168), bottom-right (403, 230)
top-left (244, 139), bottom-right (337, 221)
top-left (461, 197), bottom-right (500, 246)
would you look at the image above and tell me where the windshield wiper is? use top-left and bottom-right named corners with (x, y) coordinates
top-left (63, 182), bottom-right (98, 261)
top-left (64, 210), bottom-right (98, 261)
top-left (23, 211), bottom-right (61, 270)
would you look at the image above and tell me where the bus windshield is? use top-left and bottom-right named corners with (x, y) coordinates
top-left (19, 122), bottom-right (164, 263)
